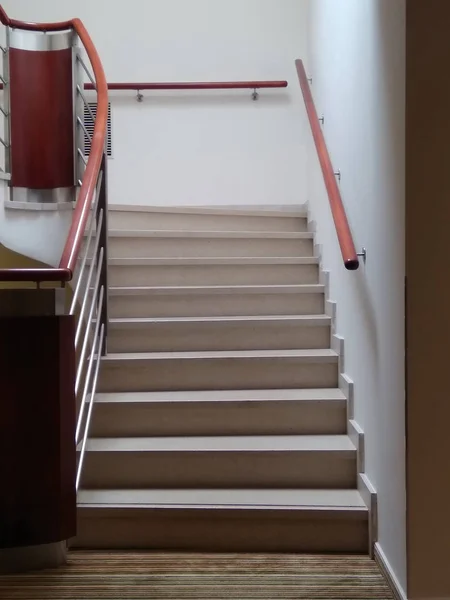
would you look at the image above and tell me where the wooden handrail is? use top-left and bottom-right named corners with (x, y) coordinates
top-left (0, 6), bottom-right (108, 283)
top-left (0, 81), bottom-right (287, 92)
top-left (85, 81), bottom-right (288, 91)
top-left (295, 59), bottom-right (359, 270)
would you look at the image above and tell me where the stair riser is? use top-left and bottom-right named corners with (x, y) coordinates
top-left (81, 451), bottom-right (356, 489)
top-left (108, 212), bottom-right (308, 232)
top-left (108, 322), bottom-right (330, 353)
top-left (108, 238), bottom-right (314, 259)
top-left (90, 399), bottom-right (347, 437)
top-left (108, 264), bottom-right (319, 287)
top-left (73, 509), bottom-right (368, 552)
top-left (99, 358), bottom-right (339, 393)
top-left (109, 292), bottom-right (325, 318)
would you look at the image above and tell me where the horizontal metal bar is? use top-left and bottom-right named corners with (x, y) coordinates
top-left (70, 189), bottom-right (101, 314)
top-left (77, 55), bottom-right (97, 90)
top-left (84, 80), bottom-right (289, 91)
top-left (76, 323), bottom-right (104, 492)
top-left (77, 115), bottom-right (92, 144)
top-left (74, 250), bottom-right (104, 396)
top-left (77, 147), bottom-right (87, 167)
top-left (75, 283), bottom-right (104, 443)
top-left (76, 84), bottom-right (96, 123)
top-left (74, 223), bottom-right (103, 348)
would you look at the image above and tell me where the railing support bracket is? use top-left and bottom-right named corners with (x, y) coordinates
top-left (136, 89), bottom-right (143, 102)
top-left (252, 88), bottom-right (259, 101)
top-left (334, 169), bottom-right (341, 182)
top-left (357, 247), bottom-right (367, 264)
top-left (319, 115), bottom-right (325, 125)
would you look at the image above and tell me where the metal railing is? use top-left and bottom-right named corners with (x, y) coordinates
top-left (0, 6), bottom-right (109, 490)
top-left (0, 25), bottom-right (9, 180)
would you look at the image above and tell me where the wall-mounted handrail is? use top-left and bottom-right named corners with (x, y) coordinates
top-left (295, 59), bottom-right (359, 270)
top-left (85, 81), bottom-right (288, 91)
top-left (0, 81), bottom-right (287, 92)
top-left (0, 6), bottom-right (108, 283)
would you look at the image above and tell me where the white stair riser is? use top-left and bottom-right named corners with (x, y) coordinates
top-left (108, 264), bottom-right (319, 287)
top-left (108, 321), bottom-right (331, 353)
top-left (99, 357), bottom-right (338, 393)
top-left (109, 292), bottom-right (325, 318)
top-left (108, 212), bottom-right (308, 232)
top-left (81, 449), bottom-right (356, 489)
top-left (108, 237), bottom-right (314, 259)
top-left (90, 399), bottom-right (347, 437)
top-left (73, 509), bottom-right (368, 552)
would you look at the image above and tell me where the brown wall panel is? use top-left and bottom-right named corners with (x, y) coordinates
top-left (9, 48), bottom-right (74, 189)
top-left (406, 0), bottom-right (450, 597)
top-left (0, 316), bottom-right (76, 548)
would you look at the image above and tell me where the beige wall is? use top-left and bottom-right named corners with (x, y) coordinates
top-left (406, 1), bottom-right (450, 598)
top-left (307, 0), bottom-right (406, 591)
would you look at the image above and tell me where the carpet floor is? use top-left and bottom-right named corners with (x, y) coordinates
top-left (0, 552), bottom-right (394, 599)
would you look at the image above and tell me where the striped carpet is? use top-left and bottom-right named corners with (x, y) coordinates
top-left (0, 552), bottom-right (394, 599)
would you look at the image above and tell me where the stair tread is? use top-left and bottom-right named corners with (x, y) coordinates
top-left (108, 205), bottom-right (308, 218)
top-left (95, 388), bottom-right (346, 404)
top-left (108, 230), bottom-right (313, 239)
top-left (102, 348), bottom-right (338, 362)
top-left (107, 257), bottom-right (319, 266)
top-left (84, 434), bottom-right (355, 452)
top-left (109, 314), bottom-right (331, 326)
top-left (78, 488), bottom-right (367, 510)
top-left (109, 284), bottom-right (325, 296)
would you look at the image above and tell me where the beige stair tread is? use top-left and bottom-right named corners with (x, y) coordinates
top-left (108, 315), bottom-right (331, 327)
top-left (102, 348), bottom-right (338, 362)
top-left (95, 388), bottom-right (346, 404)
top-left (108, 284), bottom-right (324, 296)
top-left (108, 205), bottom-right (308, 218)
top-left (77, 488), bottom-right (367, 510)
top-left (107, 256), bottom-right (318, 266)
top-left (84, 434), bottom-right (355, 453)
top-left (108, 230), bottom-right (313, 239)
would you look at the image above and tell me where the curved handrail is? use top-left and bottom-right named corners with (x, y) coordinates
top-left (295, 59), bottom-right (359, 271)
top-left (0, 6), bottom-right (108, 282)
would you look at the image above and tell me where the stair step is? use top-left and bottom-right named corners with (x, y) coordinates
top-left (106, 257), bottom-right (319, 286)
top-left (109, 230), bottom-right (314, 239)
top-left (107, 206), bottom-right (308, 232)
top-left (91, 388), bottom-right (347, 437)
top-left (79, 435), bottom-right (356, 490)
top-left (108, 284), bottom-right (325, 318)
top-left (77, 487), bottom-right (366, 509)
top-left (98, 349), bottom-right (339, 393)
top-left (106, 230), bottom-right (314, 259)
top-left (107, 315), bottom-right (331, 352)
top-left (74, 487), bottom-right (368, 552)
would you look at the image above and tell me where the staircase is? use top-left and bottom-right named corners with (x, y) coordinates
top-left (74, 205), bottom-right (369, 553)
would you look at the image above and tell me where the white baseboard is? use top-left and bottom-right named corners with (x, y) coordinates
top-left (374, 543), bottom-right (407, 600)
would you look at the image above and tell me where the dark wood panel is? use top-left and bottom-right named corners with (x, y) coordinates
top-left (0, 316), bottom-right (76, 548)
top-left (10, 48), bottom-right (74, 189)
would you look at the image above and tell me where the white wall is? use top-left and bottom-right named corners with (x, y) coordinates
top-left (306, 0), bottom-right (406, 593)
top-left (3, 0), bottom-right (309, 207)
